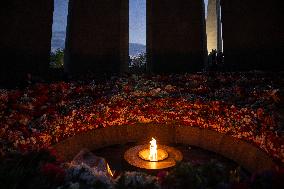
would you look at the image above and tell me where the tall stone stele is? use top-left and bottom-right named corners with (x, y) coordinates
top-left (221, 0), bottom-right (284, 70)
top-left (64, 0), bottom-right (129, 74)
top-left (147, 0), bottom-right (206, 73)
top-left (0, 0), bottom-right (53, 86)
top-left (206, 0), bottom-right (222, 53)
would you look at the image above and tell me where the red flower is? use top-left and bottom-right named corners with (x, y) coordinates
top-left (8, 90), bottom-right (22, 102)
top-left (257, 108), bottom-right (264, 119)
top-left (47, 148), bottom-right (63, 163)
top-left (157, 171), bottom-right (168, 184)
top-left (18, 143), bottom-right (29, 153)
top-left (41, 163), bottom-right (65, 184)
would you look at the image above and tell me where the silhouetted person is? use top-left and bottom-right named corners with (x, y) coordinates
top-left (217, 51), bottom-right (223, 64)
top-left (210, 49), bottom-right (217, 71)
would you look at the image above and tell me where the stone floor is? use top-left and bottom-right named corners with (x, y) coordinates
top-left (93, 142), bottom-right (249, 176)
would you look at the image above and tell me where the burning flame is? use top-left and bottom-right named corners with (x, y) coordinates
top-left (107, 164), bottom-right (114, 177)
top-left (149, 137), bottom-right (158, 161)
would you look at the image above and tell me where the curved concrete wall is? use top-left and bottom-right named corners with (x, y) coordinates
top-left (53, 124), bottom-right (276, 173)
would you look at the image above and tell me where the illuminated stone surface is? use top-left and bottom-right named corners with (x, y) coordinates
top-left (124, 144), bottom-right (183, 170)
top-left (206, 0), bottom-right (222, 52)
top-left (54, 124), bottom-right (277, 173)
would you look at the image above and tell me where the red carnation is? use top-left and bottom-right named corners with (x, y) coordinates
top-left (41, 163), bottom-right (65, 184)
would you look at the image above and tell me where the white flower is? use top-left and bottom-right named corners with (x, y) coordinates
top-left (66, 163), bottom-right (114, 188)
top-left (69, 182), bottom-right (80, 189)
top-left (119, 171), bottom-right (159, 187)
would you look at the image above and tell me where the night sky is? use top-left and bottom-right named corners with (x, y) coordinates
top-left (129, 0), bottom-right (146, 45)
top-left (52, 0), bottom-right (209, 45)
top-left (129, 0), bottom-right (208, 45)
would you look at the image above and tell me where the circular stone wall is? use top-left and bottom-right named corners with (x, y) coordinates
top-left (53, 124), bottom-right (276, 173)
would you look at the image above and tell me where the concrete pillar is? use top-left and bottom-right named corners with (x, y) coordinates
top-left (147, 0), bottom-right (206, 73)
top-left (206, 0), bottom-right (222, 53)
top-left (0, 0), bottom-right (53, 86)
top-left (65, 0), bottom-right (129, 74)
top-left (221, 0), bottom-right (284, 71)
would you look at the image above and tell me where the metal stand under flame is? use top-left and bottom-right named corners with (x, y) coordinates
top-left (124, 138), bottom-right (183, 170)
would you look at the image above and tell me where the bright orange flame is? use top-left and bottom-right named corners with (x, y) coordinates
top-left (149, 137), bottom-right (158, 161)
top-left (107, 164), bottom-right (114, 177)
